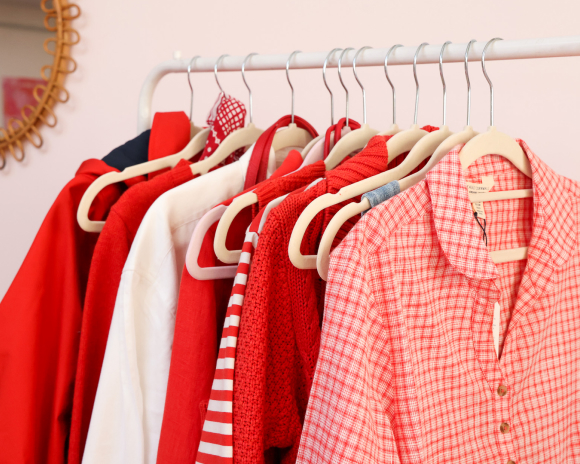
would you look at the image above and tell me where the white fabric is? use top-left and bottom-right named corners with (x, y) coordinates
top-left (83, 144), bottom-right (275, 464)
top-left (299, 126), bottom-right (350, 168)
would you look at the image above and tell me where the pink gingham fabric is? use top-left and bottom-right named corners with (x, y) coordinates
top-left (297, 140), bottom-right (580, 463)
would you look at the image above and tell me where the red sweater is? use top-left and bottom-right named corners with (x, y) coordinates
top-left (156, 154), bottom-right (325, 464)
top-left (0, 160), bottom-right (126, 464)
top-left (233, 136), bottom-right (396, 464)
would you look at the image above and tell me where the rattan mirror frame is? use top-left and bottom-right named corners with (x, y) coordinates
top-left (0, 0), bottom-right (80, 169)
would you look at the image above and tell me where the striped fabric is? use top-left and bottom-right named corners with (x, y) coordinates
top-left (196, 218), bottom-right (262, 463)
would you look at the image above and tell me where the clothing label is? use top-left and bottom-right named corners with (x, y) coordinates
top-left (492, 302), bottom-right (501, 359)
top-left (467, 176), bottom-right (494, 219)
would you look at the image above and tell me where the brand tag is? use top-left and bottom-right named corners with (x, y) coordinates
top-left (467, 176), bottom-right (494, 219)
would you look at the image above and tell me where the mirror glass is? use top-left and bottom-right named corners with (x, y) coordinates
top-left (0, 0), bottom-right (53, 130)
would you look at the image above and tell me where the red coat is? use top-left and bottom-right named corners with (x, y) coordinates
top-left (0, 159), bottom-right (127, 464)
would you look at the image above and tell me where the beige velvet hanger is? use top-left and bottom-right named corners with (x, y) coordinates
top-left (324, 47), bottom-right (380, 170)
top-left (270, 51), bottom-right (315, 154)
top-left (288, 43), bottom-right (432, 269)
top-left (210, 48), bottom-right (342, 265)
top-left (459, 38), bottom-right (532, 263)
top-left (316, 40), bottom-right (481, 280)
top-left (78, 56), bottom-right (210, 233)
top-left (186, 54), bottom-right (267, 176)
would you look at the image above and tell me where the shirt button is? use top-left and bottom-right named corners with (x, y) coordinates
top-left (497, 384), bottom-right (508, 397)
top-left (500, 422), bottom-right (511, 433)
top-left (507, 461), bottom-right (516, 464)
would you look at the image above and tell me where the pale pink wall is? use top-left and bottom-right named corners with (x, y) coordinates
top-left (1, 0), bottom-right (580, 298)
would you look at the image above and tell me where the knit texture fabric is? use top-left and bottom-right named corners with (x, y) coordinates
top-left (232, 135), bottom-right (397, 464)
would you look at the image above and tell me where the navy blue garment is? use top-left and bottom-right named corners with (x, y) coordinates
top-left (102, 130), bottom-right (151, 171)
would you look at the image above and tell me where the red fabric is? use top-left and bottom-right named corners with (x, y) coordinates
top-left (156, 158), bottom-right (326, 464)
top-left (298, 140), bottom-right (580, 463)
top-left (0, 160), bottom-right (125, 464)
top-left (244, 115), bottom-right (318, 190)
top-left (148, 111), bottom-right (192, 179)
top-left (67, 160), bottom-right (195, 464)
top-left (199, 94), bottom-right (247, 165)
top-left (323, 117), bottom-right (362, 159)
top-left (232, 136), bottom-right (395, 464)
top-left (196, 209), bottom-right (265, 464)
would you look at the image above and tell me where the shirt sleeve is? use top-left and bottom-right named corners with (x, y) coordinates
top-left (296, 222), bottom-right (401, 464)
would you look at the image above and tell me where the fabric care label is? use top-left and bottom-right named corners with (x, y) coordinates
top-left (466, 176), bottom-right (494, 219)
top-left (492, 302), bottom-right (501, 359)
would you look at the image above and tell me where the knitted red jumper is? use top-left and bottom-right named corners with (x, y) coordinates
top-left (233, 136), bottom-right (397, 464)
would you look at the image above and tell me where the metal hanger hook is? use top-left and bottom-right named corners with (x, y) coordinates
top-left (286, 50), bottom-right (301, 124)
top-left (353, 46), bottom-right (372, 125)
top-left (338, 47), bottom-right (354, 125)
top-left (187, 55), bottom-right (201, 121)
top-left (242, 53), bottom-right (258, 124)
top-left (439, 41), bottom-right (451, 126)
top-left (214, 54), bottom-right (229, 96)
top-left (482, 37), bottom-right (502, 127)
top-left (323, 48), bottom-right (342, 126)
top-left (464, 39), bottom-right (477, 126)
top-left (413, 42), bottom-right (429, 125)
top-left (384, 44), bottom-right (402, 126)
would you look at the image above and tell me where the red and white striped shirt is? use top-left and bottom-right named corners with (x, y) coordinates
top-left (196, 207), bottom-right (268, 463)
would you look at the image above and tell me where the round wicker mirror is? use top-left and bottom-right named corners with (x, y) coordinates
top-left (0, 0), bottom-right (80, 169)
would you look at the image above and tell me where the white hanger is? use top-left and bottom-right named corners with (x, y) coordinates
top-left (211, 48), bottom-right (341, 265)
top-left (185, 54), bottom-right (265, 176)
top-left (271, 51), bottom-right (315, 154)
top-left (460, 38), bottom-right (532, 263)
top-left (316, 40), bottom-right (481, 280)
top-left (288, 43), bottom-right (433, 269)
top-left (78, 56), bottom-right (211, 233)
top-left (324, 47), bottom-right (380, 169)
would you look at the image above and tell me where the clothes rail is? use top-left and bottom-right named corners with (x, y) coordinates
top-left (137, 35), bottom-right (580, 132)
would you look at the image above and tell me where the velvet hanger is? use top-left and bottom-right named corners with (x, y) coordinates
top-left (288, 43), bottom-right (433, 270)
top-left (324, 47), bottom-right (380, 169)
top-left (206, 48), bottom-right (344, 267)
top-left (316, 40), bottom-right (481, 280)
top-left (78, 56), bottom-right (210, 232)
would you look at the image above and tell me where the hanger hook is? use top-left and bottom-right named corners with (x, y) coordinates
top-left (286, 50), bottom-right (301, 124)
top-left (439, 41), bottom-right (451, 126)
top-left (338, 47), bottom-right (354, 126)
top-left (353, 46), bottom-right (372, 125)
top-left (323, 48), bottom-right (342, 126)
top-left (242, 53), bottom-right (258, 124)
top-left (187, 55), bottom-right (201, 122)
top-left (464, 39), bottom-right (477, 126)
top-left (214, 54), bottom-right (229, 96)
top-left (413, 43), bottom-right (429, 125)
top-left (482, 37), bottom-right (502, 127)
top-left (384, 44), bottom-right (402, 126)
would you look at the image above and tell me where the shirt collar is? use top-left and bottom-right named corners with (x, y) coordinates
top-left (426, 139), bottom-right (576, 280)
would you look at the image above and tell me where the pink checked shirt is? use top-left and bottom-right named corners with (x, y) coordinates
top-left (297, 140), bottom-right (580, 463)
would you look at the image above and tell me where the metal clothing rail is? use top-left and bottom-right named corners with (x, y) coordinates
top-left (137, 35), bottom-right (580, 133)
